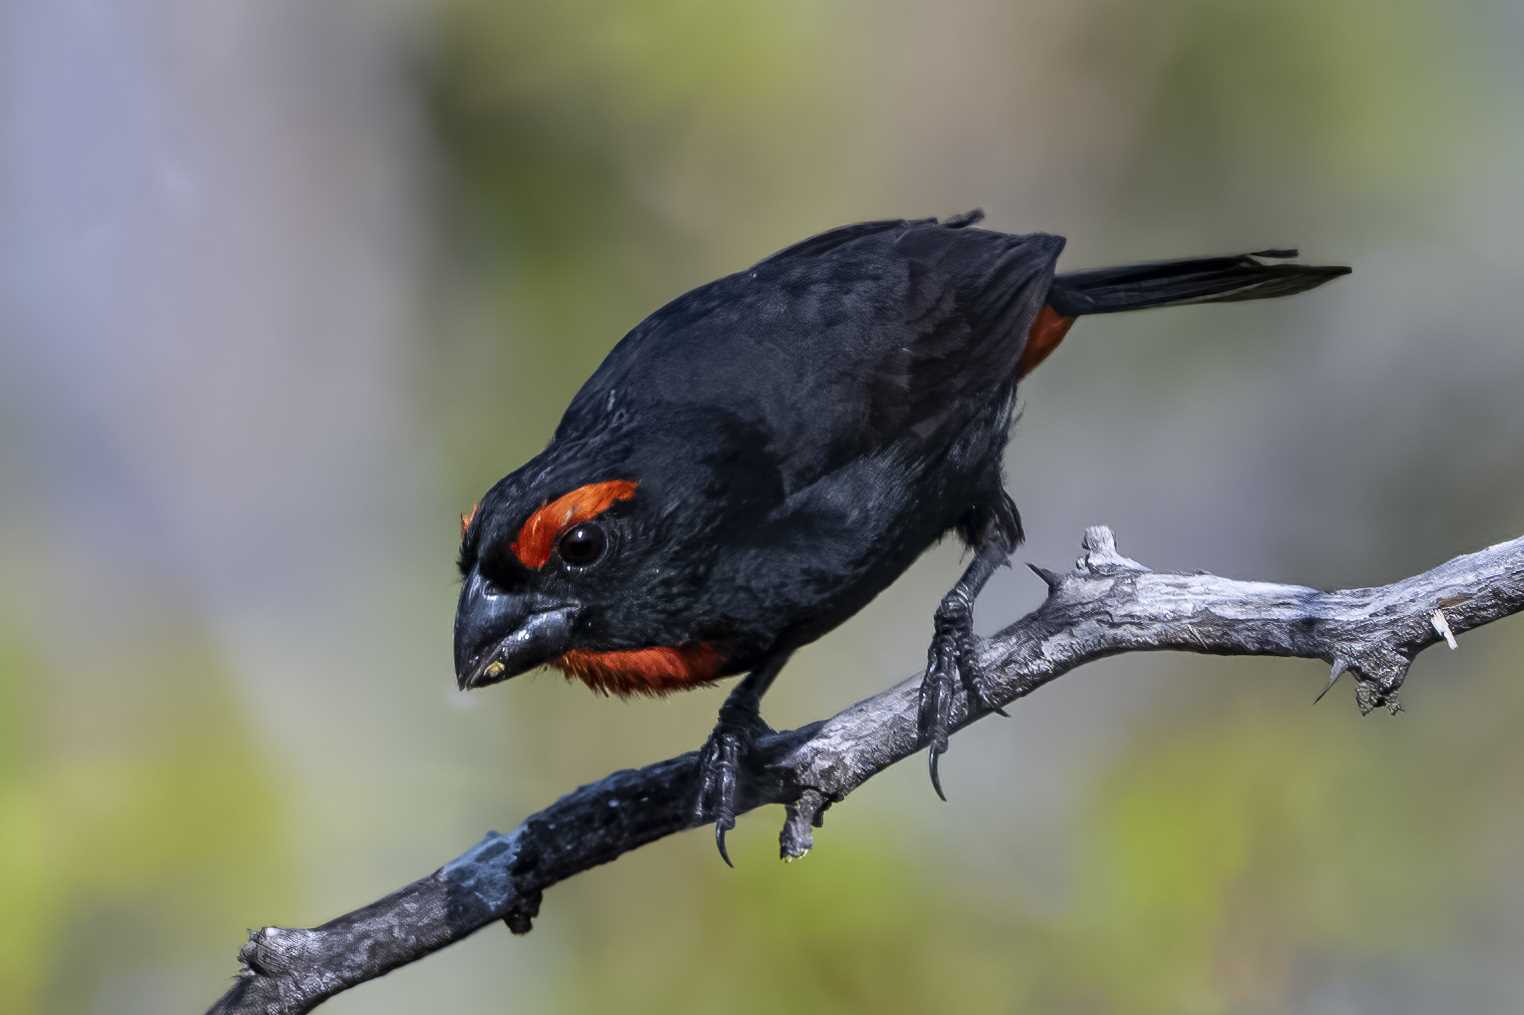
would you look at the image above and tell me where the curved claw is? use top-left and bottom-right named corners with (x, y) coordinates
top-left (928, 748), bottom-right (947, 802)
top-left (715, 823), bottom-right (734, 867)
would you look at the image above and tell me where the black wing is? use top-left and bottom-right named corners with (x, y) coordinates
top-left (557, 214), bottom-right (1065, 494)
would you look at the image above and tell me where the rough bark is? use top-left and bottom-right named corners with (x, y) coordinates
top-left (207, 526), bottom-right (1524, 1014)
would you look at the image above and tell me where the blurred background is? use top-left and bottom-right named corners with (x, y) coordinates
top-left (4, 1), bottom-right (1523, 1012)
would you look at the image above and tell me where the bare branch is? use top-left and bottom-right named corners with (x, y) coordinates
top-left (207, 527), bottom-right (1524, 1014)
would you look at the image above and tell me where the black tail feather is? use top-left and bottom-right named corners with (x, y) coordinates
top-left (1048, 250), bottom-right (1349, 317)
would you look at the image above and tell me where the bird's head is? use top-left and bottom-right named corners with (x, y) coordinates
top-left (452, 455), bottom-right (728, 697)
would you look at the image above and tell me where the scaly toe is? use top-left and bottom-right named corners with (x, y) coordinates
top-left (918, 639), bottom-right (957, 800)
top-left (694, 720), bottom-right (758, 865)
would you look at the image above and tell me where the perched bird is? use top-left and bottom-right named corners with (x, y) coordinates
top-left (453, 211), bottom-right (1348, 862)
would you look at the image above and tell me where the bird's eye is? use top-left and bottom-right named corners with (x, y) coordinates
top-left (557, 522), bottom-right (607, 567)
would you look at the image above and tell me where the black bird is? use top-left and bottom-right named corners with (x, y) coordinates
top-left (452, 210), bottom-right (1349, 862)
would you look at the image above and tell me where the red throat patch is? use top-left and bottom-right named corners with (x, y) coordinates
top-left (553, 644), bottom-right (724, 697)
top-left (511, 480), bottom-right (638, 569)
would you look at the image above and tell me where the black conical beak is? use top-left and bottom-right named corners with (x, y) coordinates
top-left (453, 569), bottom-right (577, 690)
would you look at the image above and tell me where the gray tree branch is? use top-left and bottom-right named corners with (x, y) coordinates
top-left (207, 526), bottom-right (1524, 1015)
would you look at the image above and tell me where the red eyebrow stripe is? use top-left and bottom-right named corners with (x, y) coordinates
top-left (511, 479), bottom-right (638, 569)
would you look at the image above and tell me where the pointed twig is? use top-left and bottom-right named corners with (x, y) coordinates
top-left (1027, 562), bottom-right (1065, 592)
top-left (1314, 657), bottom-right (1350, 704)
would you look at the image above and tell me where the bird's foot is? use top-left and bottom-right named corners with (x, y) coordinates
top-left (693, 704), bottom-right (773, 866)
top-left (917, 590), bottom-right (1005, 801)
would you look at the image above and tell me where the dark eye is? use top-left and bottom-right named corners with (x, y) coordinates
top-left (557, 522), bottom-right (607, 567)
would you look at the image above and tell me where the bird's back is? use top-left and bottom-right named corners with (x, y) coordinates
top-left (556, 215), bottom-right (1065, 497)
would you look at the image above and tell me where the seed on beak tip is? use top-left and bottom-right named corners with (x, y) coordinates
top-left (484, 660), bottom-right (506, 678)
